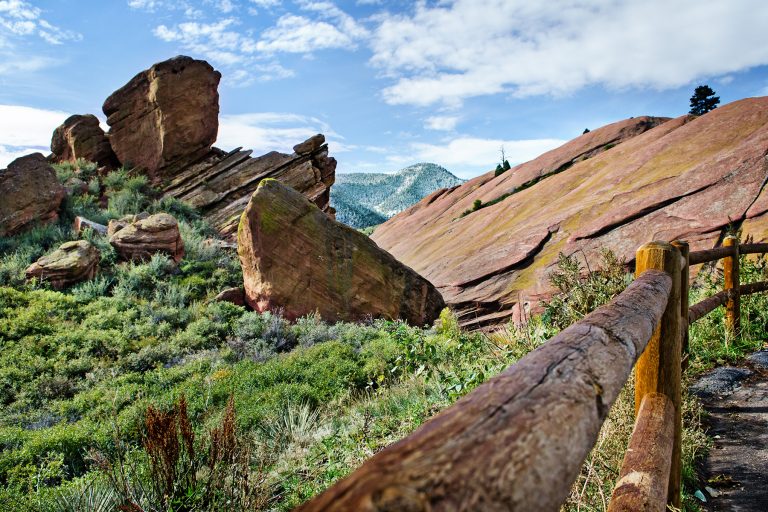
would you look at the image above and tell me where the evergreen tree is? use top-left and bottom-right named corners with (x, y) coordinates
top-left (689, 85), bottom-right (720, 116)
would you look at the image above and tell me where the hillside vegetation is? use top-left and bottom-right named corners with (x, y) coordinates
top-left (331, 163), bottom-right (463, 229)
top-left (2, 159), bottom-right (767, 511)
top-left (0, 160), bottom-right (496, 511)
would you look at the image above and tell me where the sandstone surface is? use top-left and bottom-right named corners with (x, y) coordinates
top-left (50, 114), bottom-right (118, 168)
top-left (0, 153), bottom-right (64, 236)
top-left (109, 212), bottom-right (185, 262)
top-left (372, 100), bottom-right (768, 328)
top-left (238, 179), bottom-right (445, 325)
top-left (25, 240), bottom-right (99, 289)
top-left (164, 134), bottom-right (336, 237)
top-left (103, 56), bottom-right (220, 180)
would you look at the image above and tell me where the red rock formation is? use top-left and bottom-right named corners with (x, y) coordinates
top-left (373, 100), bottom-right (768, 328)
top-left (25, 240), bottom-right (100, 289)
top-left (109, 213), bottom-right (185, 263)
top-left (50, 114), bottom-right (118, 168)
top-left (98, 57), bottom-right (335, 239)
top-left (103, 56), bottom-right (220, 181)
top-left (163, 134), bottom-right (336, 237)
top-left (238, 179), bottom-right (445, 325)
top-left (0, 153), bottom-right (64, 236)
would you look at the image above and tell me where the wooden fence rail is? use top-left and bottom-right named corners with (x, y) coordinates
top-left (295, 236), bottom-right (767, 512)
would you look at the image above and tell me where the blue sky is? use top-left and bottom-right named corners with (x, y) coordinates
top-left (1, 0), bottom-right (768, 178)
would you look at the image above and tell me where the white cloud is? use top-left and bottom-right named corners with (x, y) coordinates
top-left (208, 0), bottom-right (235, 13)
top-left (0, 104), bottom-right (70, 167)
top-left (216, 112), bottom-right (345, 154)
top-left (299, 1), bottom-right (369, 40)
top-left (389, 136), bottom-right (566, 178)
top-left (370, 0), bottom-right (768, 107)
top-left (424, 115), bottom-right (459, 131)
top-left (149, 1), bottom-right (364, 80)
top-left (255, 1), bottom-right (369, 55)
top-left (255, 14), bottom-right (355, 53)
top-left (0, 0), bottom-right (81, 47)
top-left (128, 0), bottom-right (156, 8)
top-left (0, 54), bottom-right (54, 74)
top-left (249, 0), bottom-right (280, 7)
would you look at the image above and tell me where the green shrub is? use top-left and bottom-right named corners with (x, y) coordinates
top-left (542, 249), bottom-right (631, 329)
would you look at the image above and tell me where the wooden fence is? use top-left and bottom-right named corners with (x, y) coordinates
top-left (295, 236), bottom-right (765, 512)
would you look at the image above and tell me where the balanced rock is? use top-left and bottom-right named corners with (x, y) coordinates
top-left (50, 114), bottom-right (118, 168)
top-left (103, 55), bottom-right (221, 181)
top-left (0, 153), bottom-right (64, 236)
top-left (109, 212), bottom-right (185, 262)
top-left (238, 179), bottom-right (445, 324)
top-left (293, 134), bottom-right (325, 155)
top-left (25, 240), bottom-right (99, 289)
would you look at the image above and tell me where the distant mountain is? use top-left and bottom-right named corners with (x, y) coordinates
top-left (331, 163), bottom-right (464, 229)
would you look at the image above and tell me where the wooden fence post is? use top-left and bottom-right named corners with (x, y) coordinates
top-left (723, 235), bottom-right (740, 336)
top-left (634, 241), bottom-right (682, 509)
top-left (672, 240), bottom-right (690, 370)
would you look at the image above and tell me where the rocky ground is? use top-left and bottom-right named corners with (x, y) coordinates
top-left (691, 350), bottom-right (768, 511)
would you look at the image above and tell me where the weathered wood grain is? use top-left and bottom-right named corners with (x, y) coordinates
top-left (672, 241), bottom-right (690, 365)
top-left (608, 393), bottom-right (675, 512)
top-left (634, 241), bottom-right (681, 509)
top-left (295, 271), bottom-right (672, 512)
top-left (739, 280), bottom-right (768, 296)
top-left (723, 236), bottom-right (740, 336)
top-left (688, 245), bottom-right (736, 265)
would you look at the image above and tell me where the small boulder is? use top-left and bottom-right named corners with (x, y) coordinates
top-left (203, 238), bottom-right (238, 251)
top-left (74, 216), bottom-right (107, 236)
top-left (109, 212), bottom-right (185, 262)
top-left (50, 114), bottom-right (118, 168)
top-left (103, 56), bottom-right (221, 181)
top-left (213, 287), bottom-right (246, 307)
top-left (238, 179), bottom-right (445, 324)
top-left (107, 212), bottom-right (149, 236)
top-left (0, 153), bottom-right (65, 236)
top-left (25, 240), bottom-right (100, 289)
top-left (293, 134), bottom-right (325, 155)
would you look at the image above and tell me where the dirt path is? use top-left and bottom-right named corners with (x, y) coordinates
top-left (691, 350), bottom-right (768, 511)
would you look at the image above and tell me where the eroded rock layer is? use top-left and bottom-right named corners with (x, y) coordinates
top-left (372, 99), bottom-right (768, 329)
top-left (163, 134), bottom-right (336, 237)
top-left (238, 179), bottom-right (445, 325)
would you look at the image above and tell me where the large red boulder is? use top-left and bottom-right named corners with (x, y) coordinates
top-left (0, 153), bottom-right (64, 236)
top-left (237, 179), bottom-right (445, 325)
top-left (50, 114), bottom-right (118, 168)
top-left (103, 55), bottom-right (221, 181)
